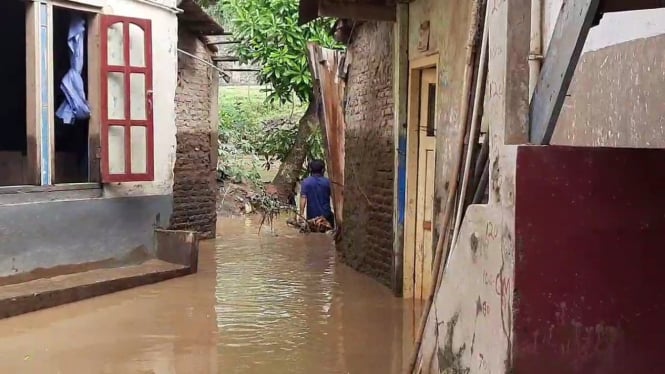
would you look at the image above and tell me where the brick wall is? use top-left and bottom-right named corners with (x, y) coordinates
top-left (171, 29), bottom-right (219, 239)
top-left (339, 22), bottom-right (395, 288)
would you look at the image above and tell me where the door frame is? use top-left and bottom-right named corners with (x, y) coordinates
top-left (403, 54), bottom-right (438, 299)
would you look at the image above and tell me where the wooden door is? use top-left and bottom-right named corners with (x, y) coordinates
top-left (414, 68), bottom-right (437, 300)
top-left (100, 16), bottom-right (154, 182)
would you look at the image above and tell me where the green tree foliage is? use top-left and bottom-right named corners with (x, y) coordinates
top-left (215, 0), bottom-right (339, 104)
top-left (217, 87), bottom-right (323, 183)
top-left (217, 87), bottom-right (300, 183)
top-left (202, 0), bottom-right (338, 201)
top-left (254, 118), bottom-right (325, 171)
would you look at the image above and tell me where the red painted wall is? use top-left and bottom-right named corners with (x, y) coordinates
top-left (514, 145), bottom-right (665, 374)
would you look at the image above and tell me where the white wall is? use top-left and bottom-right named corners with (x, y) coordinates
top-left (544, 2), bottom-right (665, 53)
top-left (76, 0), bottom-right (179, 197)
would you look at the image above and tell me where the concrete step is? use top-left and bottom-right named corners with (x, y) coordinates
top-left (0, 260), bottom-right (191, 320)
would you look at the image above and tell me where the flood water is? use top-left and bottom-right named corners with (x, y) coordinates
top-left (0, 218), bottom-right (420, 373)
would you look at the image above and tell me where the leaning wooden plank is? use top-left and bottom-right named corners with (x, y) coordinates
top-left (529, 0), bottom-right (601, 145)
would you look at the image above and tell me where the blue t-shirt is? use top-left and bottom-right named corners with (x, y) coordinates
top-left (301, 175), bottom-right (332, 219)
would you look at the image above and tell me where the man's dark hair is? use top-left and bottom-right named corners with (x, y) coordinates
top-left (309, 159), bottom-right (325, 175)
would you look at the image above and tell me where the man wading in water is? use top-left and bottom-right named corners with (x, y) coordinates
top-left (299, 159), bottom-right (334, 233)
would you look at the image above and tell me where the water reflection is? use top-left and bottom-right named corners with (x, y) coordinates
top-left (0, 218), bottom-right (417, 373)
top-left (216, 218), bottom-right (416, 374)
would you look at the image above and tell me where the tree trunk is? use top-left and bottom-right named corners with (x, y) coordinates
top-left (271, 86), bottom-right (321, 203)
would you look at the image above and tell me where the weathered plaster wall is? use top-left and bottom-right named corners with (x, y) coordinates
top-left (552, 34), bottom-right (665, 148)
top-left (416, 0), bottom-right (530, 372)
top-left (417, 3), bottom-right (665, 373)
top-left (102, 0), bottom-right (179, 197)
top-left (340, 21), bottom-right (395, 288)
top-left (543, 4), bottom-right (665, 53)
top-left (170, 29), bottom-right (218, 239)
top-left (408, 0), bottom-right (478, 246)
top-left (544, 4), bottom-right (665, 148)
top-left (418, 206), bottom-right (509, 374)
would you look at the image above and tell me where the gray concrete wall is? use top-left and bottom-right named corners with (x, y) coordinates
top-left (0, 195), bottom-right (172, 277)
top-left (552, 34), bottom-right (665, 148)
top-left (544, 4), bottom-right (665, 148)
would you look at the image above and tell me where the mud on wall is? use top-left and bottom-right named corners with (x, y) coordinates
top-left (171, 29), bottom-right (219, 239)
top-left (418, 206), bottom-right (510, 374)
top-left (339, 21), bottom-right (395, 288)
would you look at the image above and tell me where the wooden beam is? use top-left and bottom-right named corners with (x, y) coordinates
top-left (529, 0), bottom-right (600, 145)
top-left (223, 68), bottom-right (260, 72)
top-left (206, 40), bottom-right (240, 45)
top-left (87, 14), bottom-right (102, 183)
top-left (600, 0), bottom-right (665, 13)
top-left (212, 56), bottom-right (240, 62)
top-left (318, 1), bottom-right (396, 22)
top-left (26, 1), bottom-right (40, 185)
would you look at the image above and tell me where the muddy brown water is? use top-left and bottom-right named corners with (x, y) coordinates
top-left (0, 218), bottom-right (421, 373)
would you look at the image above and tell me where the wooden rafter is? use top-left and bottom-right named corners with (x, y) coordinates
top-left (600, 0), bottom-right (665, 12)
top-left (299, 0), bottom-right (396, 24)
top-left (529, 0), bottom-right (601, 145)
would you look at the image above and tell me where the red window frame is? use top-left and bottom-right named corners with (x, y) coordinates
top-left (100, 15), bottom-right (154, 182)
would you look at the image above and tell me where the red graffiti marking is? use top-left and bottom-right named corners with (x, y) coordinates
top-left (496, 273), bottom-right (512, 312)
top-left (481, 301), bottom-right (491, 317)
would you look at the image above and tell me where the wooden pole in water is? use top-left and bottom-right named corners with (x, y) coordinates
top-left (406, 0), bottom-right (487, 372)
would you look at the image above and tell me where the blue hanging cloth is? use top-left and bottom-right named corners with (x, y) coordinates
top-left (56, 15), bottom-right (91, 125)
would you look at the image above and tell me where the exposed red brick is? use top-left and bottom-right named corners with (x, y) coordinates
top-left (171, 30), bottom-right (219, 239)
top-left (338, 22), bottom-right (395, 288)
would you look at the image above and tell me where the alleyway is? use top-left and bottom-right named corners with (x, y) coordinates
top-left (0, 218), bottom-right (418, 374)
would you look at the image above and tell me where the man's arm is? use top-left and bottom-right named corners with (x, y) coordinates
top-left (299, 195), bottom-right (307, 219)
top-left (299, 181), bottom-right (309, 220)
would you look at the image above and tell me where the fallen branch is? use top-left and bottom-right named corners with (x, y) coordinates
top-left (249, 190), bottom-right (292, 234)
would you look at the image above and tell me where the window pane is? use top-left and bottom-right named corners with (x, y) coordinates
top-left (130, 126), bottom-right (147, 174)
top-left (109, 126), bottom-right (126, 174)
top-left (129, 24), bottom-right (145, 67)
top-left (130, 73), bottom-right (146, 120)
top-left (108, 72), bottom-right (126, 120)
top-left (426, 83), bottom-right (436, 137)
top-left (107, 22), bottom-right (124, 66)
